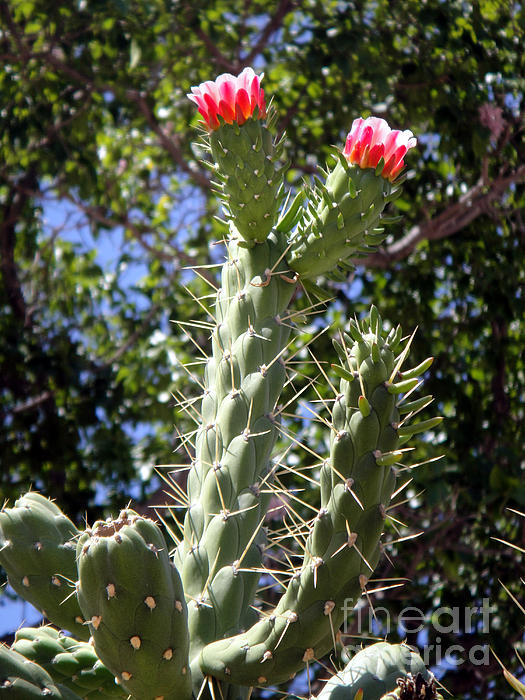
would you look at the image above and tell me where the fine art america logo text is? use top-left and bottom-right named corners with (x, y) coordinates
top-left (341, 599), bottom-right (492, 667)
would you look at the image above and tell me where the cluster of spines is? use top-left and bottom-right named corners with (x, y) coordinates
top-left (198, 307), bottom-right (441, 688)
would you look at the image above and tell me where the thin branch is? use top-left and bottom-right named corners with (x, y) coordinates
top-left (361, 164), bottom-right (525, 268)
top-left (0, 170), bottom-right (38, 325)
top-left (244, 0), bottom-right (296, 66)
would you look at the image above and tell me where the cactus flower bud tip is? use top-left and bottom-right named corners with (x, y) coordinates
top-left (188, 67), bottom-right (266, 130)
top-left (343, 116), bottom-right (417, 181)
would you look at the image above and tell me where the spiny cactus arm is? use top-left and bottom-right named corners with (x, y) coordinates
top-left (11, 627), bottom-right (126, 698)
top-left (182, 69), bottom-right (297, 683)
top-left (76, 510), bottom-right (192, 700)
top-left (189, 67), bottom-right (286, 247)
top-left (199, 308), bottom-right (440, 687)
top-left (0, 644), bottom-right (82, 699)
top-left (286, 117), bottom-right (416, 281)
top-left (0, 492), bottom-right (88, 640)
top-left (315, 642), bottom-right (435, 700)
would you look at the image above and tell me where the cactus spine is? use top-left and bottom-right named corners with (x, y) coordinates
top-left (0, 70), bottom-right (441, 700)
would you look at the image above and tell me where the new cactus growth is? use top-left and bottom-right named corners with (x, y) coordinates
top-left (0, 69), bottom-right (443, 700)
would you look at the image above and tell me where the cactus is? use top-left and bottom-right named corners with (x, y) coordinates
top-left (0, 644), bottom-right (82, 699)
top-left (315, 642), bottom-right (441, 699)
top-left (0, 492), bottom-right (88, 640)
top-left (0, 69), bottom-right (443, 700)
top-left (75, 509), bottom-right (191, 700)
top-left (11, 627), bottom-right (126, 698)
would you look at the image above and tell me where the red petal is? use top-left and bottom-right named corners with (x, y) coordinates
top-left (235, 103), bottom-right (246, 126)
top-left (360, 125), bottom-right (373, 150)
top-left (236, 88), bottom-right (252, 119)
top-left (218, 99), bottom-right (235, 124)
top-left (367, 143), bottom-right (384, 168)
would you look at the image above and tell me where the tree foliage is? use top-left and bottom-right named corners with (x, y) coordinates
top-left (0, 1), bottom-right (524, 697)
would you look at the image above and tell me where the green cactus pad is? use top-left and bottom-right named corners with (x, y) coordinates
top-left (286, 154), bottom-right (398, 279)
top-left (0, 493), bottom-right (87, 640)
top-left (316, 642), bottom-right (433, 699)
top-left (199, 308), bottom-right (438, 687)
top-left (76, 510), bottom-right (192, 700)
top-left (11, 627), bottom-right (125, 698)
top-left (0, 643), bottom-right (82, 699)
top-left (207, 114), bottom-right (286, 245)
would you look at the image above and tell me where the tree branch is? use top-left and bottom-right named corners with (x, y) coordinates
top-left (244, 0), bottom-right (296, 66)
top-left (360, 164), bottom-right (525, 268)
top-left (0, 171), bottom-right (38, 325)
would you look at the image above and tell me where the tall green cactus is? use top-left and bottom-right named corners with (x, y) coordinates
top-left (0, 68), bottom-right (442, 700)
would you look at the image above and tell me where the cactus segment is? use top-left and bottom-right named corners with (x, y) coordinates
top-left (76, 510), bottom-right (192, 700)
top-left (199, 309), bottom-right (436, 687)
top-left (315, 642), bottom-right (434, 699)
top-left (286, 155), bottom-right (395, 279)
top-left (179, 233), bottom-right (298, 687)
top-left (0, 493), bottom-right (87, 640)
top-left (11, 627), bottom-right (125, 698)
top-left (207, 114), bottom-right (286, 245)
top-left (0, 644), bottom-right (82, 699)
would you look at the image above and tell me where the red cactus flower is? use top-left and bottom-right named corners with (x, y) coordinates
top-left (343, 117), bottom-right (417, 181)
top-left (187, 67), bottom-right (266, 130)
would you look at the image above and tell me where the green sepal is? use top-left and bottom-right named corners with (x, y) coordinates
top-left (386, 378), bottom-right (419, 395)
top-left (397, 395), bottom-right (433, 415)
top-left (331, 364), bottom-right (355, 383)
top-left (400, 357), bottom-right (434, 380)
top-left (275, 189), bottom-right (306, 233)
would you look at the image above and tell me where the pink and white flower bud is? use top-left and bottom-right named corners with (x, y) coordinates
top-left (343, 116), bottom-right (417, 181)
top-left (187, 67), bottom-right (266, 130)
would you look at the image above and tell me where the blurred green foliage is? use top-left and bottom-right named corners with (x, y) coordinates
top-left (0, 0), bottom-right (523, 697)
